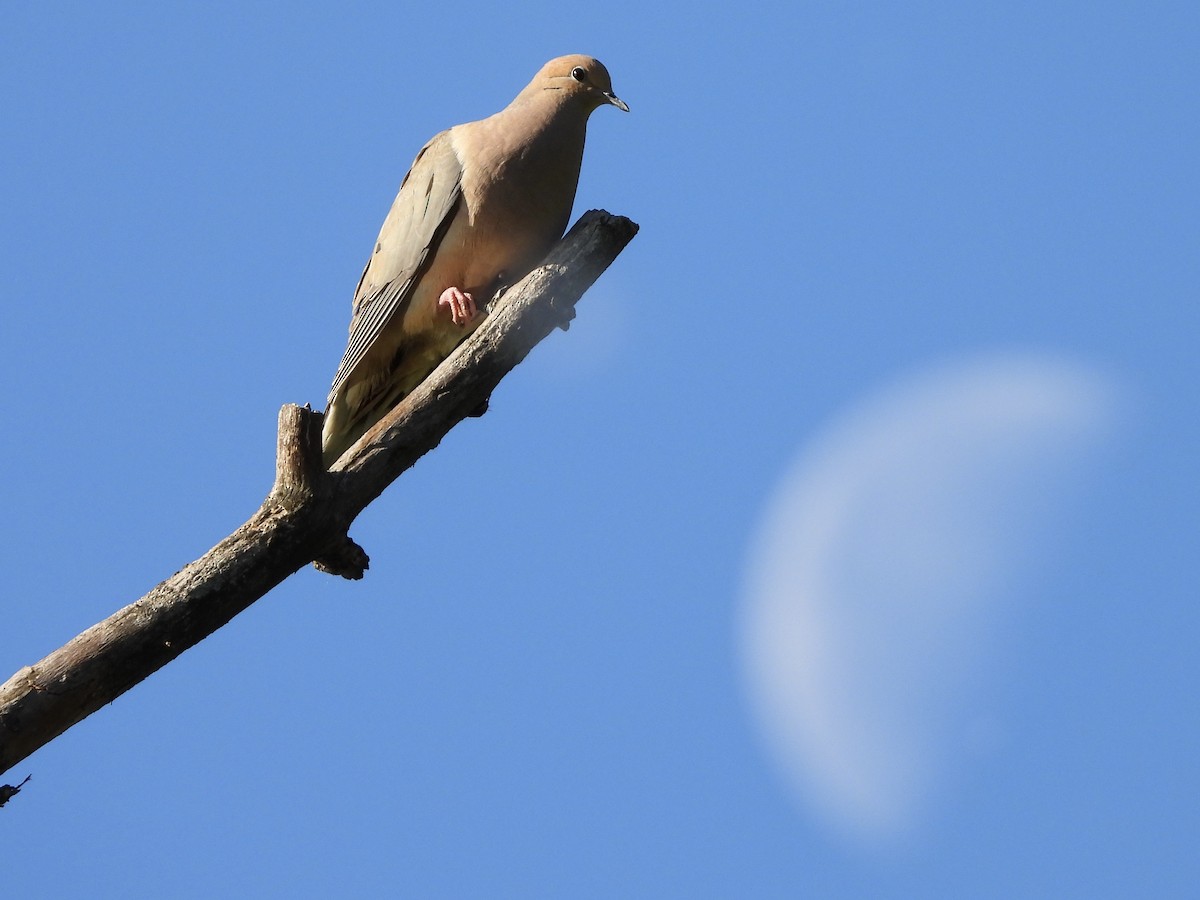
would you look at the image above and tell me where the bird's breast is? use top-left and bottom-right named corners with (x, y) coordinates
top-left (452, 117), bottom-right (587, 266)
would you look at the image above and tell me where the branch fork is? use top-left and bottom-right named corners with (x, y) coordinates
top-left (0, 210), bottom-right (638, 781)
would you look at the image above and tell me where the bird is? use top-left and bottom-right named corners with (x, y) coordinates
top-left (321, 54), bottom-right (628, 467)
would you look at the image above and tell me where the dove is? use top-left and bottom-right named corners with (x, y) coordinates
top-left (321, 54), bottom-right (628, 466)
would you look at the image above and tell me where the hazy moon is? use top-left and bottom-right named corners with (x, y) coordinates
top-left (739, 354), bottom-right (1118, 843)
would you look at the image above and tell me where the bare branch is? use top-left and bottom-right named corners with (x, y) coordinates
top-left (0, 210), bottom-right (638, 779)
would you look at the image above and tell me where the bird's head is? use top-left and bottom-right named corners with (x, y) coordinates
top-left (536, 55), bottom-right (630, 113)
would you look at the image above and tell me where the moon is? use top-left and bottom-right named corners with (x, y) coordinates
top-left (739, 354), bottom-right (1119, 843)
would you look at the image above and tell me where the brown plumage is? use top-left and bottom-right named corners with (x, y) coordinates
top-left (322, 55), bottom-right (628, 466)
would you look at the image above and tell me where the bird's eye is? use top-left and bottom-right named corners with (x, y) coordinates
top-left (571, 66), bottom-right (587, 82)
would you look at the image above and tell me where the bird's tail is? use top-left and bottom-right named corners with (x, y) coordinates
top-left (320, 401), bottom-right (354, 469)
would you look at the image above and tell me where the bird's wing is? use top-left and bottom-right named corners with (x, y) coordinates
top-left (327, 131), bottom-right (464, 401)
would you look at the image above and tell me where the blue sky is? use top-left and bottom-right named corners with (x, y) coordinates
top-left (3, 1), bottom-right (1197, 896)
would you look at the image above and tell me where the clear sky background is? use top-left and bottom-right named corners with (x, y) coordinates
top-left (3, 2), bottom-right (1197, 896)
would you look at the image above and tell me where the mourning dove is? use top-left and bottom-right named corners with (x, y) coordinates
top-left (321, 54), bottom-right (628, 466)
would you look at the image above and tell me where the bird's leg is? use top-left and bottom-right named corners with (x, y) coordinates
top-left (438, 286), bottom-right (476, 327)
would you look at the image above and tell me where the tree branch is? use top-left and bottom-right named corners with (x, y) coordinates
top-left (0, 209), bottom-right (638, 780)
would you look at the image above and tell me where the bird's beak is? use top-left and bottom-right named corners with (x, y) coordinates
top-left (605, 91), bottom-right (630, 112)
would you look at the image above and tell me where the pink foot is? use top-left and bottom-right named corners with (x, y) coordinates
top-left (438, 286), bottom-right (476, 327)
